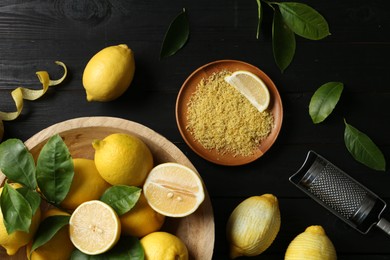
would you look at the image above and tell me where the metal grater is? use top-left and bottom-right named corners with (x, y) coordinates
top-left (290, 150), bottom-right (390, 236)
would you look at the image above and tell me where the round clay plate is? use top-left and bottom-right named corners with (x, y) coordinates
top-left (176, 60), bottom-right (283, 166)
top-left (0, 117), bottom-right (214, 260)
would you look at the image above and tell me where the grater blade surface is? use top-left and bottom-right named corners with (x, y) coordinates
top-left (290, 151), bottom-right (388, 235)
top-left (303, 157), bottom-right (367, 220)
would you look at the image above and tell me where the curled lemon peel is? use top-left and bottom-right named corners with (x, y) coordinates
top-left (0, 61), bottom-right (67, 141)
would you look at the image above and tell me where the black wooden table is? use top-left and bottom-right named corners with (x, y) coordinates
top-left (1, 0), bottom-right (390, 259)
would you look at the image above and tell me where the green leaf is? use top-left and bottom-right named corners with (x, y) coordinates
top-left (0, 182), bottom-right (32, 233)
top-left (0, 139), bottom-right (37, 189)
top-left (100, 185), bottom-right (141, 216)
top-left (256, 0), bottom-right (263, 39)
top-left (30, 215), bottom-right (70, 254)
top-left (309, 82), bottom-right (344, 124)
top-left (160, 8), bottom-right (190, 59)
top-left (36, 134), bottom-right (74, 205)
top-left (277, 2), bottom-right (330, 40)
top-left (344, 120), bottom-right (386, 171)
top-left (272, 8), bottom-right (296, 72)
top-left (17, 187), bottom-right (41, 215)
top-left (70, 236), bottom-right (144, 260)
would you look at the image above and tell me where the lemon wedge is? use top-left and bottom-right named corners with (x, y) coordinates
top-left (69, 200), bottom-right (121, 255)
top-left (143, 163), bottom-right (205, 217)
top-left (224, 70), bottom-right (270, 112)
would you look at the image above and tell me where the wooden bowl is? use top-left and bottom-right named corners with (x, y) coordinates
top-left (0, 117), bottom-right (214, 260)
top-left (176, 60), bottom-right (283, 166)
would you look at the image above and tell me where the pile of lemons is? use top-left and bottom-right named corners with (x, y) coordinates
top-left (0, 133), bottom-right (205, 259)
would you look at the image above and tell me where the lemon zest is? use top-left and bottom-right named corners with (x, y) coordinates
top-left (0, 61), bottom-right (67, 140)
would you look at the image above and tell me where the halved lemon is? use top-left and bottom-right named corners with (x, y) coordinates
top-left (224, 70), bottom-right (270, 112)
top-left (69, 200), bottom-right (121, 255)
top-left (143, 163), bottom-right (205, 217)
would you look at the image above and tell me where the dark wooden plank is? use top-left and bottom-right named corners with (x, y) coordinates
top-left (1, 0), bottom-right (390, 259)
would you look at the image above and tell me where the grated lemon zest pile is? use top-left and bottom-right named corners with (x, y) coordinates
top-left (186, 70), bottom-right (274, 156)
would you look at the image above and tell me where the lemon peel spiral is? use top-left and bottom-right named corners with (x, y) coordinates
top-left (0, 61), bottom-right (67, 141)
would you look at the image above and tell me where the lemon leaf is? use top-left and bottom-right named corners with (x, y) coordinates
top-left (277, 2), bottom-right (330, 40)
top-left (309, 82), bottom-right (343, 124)
top-left (344, 120), bottom-right (386, 171)
top-left (16, 187), bottom-right (41, 215)
top-left (30, 215), bottom-right (70, 254)
top-left (36, 134), bottom-right (74, 205)
top-left (0, 182), bottom-right (32, 234)
top-left (256, 0), bottom-right (263, 39)
top-left (272, 8), bottom-right (296, 72)
top-left (160, 8), bottom-right (189, 59)
top-left (70, 236), bottom-right (144, 259)
top-left (0, 139), bottom-right (37, 189)
top-left (100, 185), bottom-right (141, 216)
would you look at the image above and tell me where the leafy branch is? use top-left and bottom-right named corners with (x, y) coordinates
top-left (0, 135), bottom-right (143, 257)
top-left (256, 1), bottom-right (330, 72)
top-left (159, 2), bottom-right (329, 72)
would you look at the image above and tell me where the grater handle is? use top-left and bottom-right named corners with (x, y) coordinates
top-left (376, 218), bottom-right (390, 236)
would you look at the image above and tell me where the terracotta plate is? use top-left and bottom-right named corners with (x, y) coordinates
top-left (0, 117), bottom-right (214, 260)
top-left (176, 60), bottom-right (283, 166)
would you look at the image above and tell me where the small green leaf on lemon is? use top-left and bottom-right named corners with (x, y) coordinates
top-left (0, 139), bottom-right (37, 189)
top-left (31, 215), bottom-right (70, 254)
top-left (36, 134), bottom-right (74, 205)
top-left (100, 185), bottom-right (141, 216)
top-left (0, 182), bottom-right (32, 234)
top-left (344, 120), bottom-right (386, 171)
top-left (160, 8), bottom-right (190, 59)
top-left (309, 82), bottom-right (343, 124)
top-left (17, 187), bottom-right (41, 215)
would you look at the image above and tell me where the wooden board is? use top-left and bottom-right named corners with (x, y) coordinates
top-left (0, 116), bottom-right (214, 260)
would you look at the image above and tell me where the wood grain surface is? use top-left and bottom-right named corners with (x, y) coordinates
top-left (1, 0), bottom-right (390, 259)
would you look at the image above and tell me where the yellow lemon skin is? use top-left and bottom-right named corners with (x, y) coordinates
top-left (140, 231), bottom-right (189, 260)
top-left (26, 208), bottom-right (74, 260)
top-left (82, 44), bottom-right (135, 102)
top-left (226, 194), bottom-right (281, 259)
top-left (285, 225), bottom-right (337, 260)
top-left (120, 193), bottom-right (165, 238)
top-left (92, 133), bottom-right (153, 186)
top-left (60, 158), bottom-right (111, 210)
top-left (0, 183), bottom-right (41, 256)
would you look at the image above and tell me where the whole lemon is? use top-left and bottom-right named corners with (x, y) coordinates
top-left (226, 194), bottom-right (281, 259)
top-left (26, 208), bottom-right (74, 260)
top-left (140, 231), bottom-right (188, 260)
top-left (120, 193), bottom-right (165, 238)
top-left (92, 133), bottom-right (153, 186)
top-left (82, 44), bottom-right (135, 102)
top-left (0, 183), bottom-right (41, 256)
top-left (285, 225), bottom-right (337, 260)
top-left (60, 158), bottom-right (111, 210)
